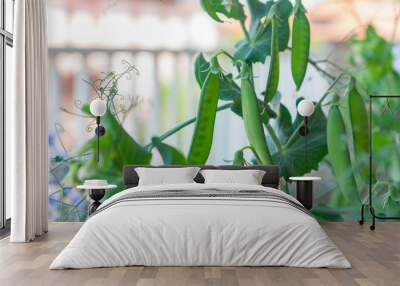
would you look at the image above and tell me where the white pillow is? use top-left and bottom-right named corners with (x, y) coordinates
top-left (135, 167), bottom-right (200, 186)
top-left (200, 169), bottom-right (266, 185)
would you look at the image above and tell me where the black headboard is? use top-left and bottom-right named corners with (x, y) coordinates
top-left (123, 165), bottom-right (280, 189)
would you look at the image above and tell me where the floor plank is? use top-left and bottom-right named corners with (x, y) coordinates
top-left (0, 222), bottom-right (398, 286)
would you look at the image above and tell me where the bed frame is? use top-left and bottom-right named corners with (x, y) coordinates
top-left (123, 165), bottom-right (280, 189)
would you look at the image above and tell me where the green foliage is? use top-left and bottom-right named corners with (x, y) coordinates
top-left (152, 137), bottom-right (187, 165)
top-left (273, 102), bottom-right (328, 180)
top-left (64, 60), bottom-right (149, 194)
top-left (346, 27), bottom-right (400, 218)
top-left (368, 103), bottom-right (400, 216)
top-left (247, 0), bottom-right (269, 35)
top-left (347, 25), bottom-right (400, 94)
top-left (374, 181), bottom-right (400, 217)
top-left (63, 105), bottom-right (152, 197)
top-left (193, 1), bottom-right (322, 175)
top-left (275, 104), bottom-right (292, 143)
top-left (195, 53), bottom-right (240, 101)
top-left (192, 0), bottom-right (361, 222)
top-left (83, 61), bottom-right (138, 100)
top-left (58, 1), bottom-right (400, 223)
top-left (200, 0), bottom-right (245, 22)
top-left (194, 53), bottom-right (209, 88)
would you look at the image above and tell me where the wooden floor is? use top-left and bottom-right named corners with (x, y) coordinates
top-left (0, 222), bottom-right (399, 286)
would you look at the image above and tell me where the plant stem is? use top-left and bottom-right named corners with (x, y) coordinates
top-left (288, 47), bottom-right (339, 81)
top-left (314, 59), bottom-right (350, 74)
top-left (242, 145), bottom-right (263, 165)
top-left (266, 123), bottom-right (282, 152)
top-left (283, 73), bottom-right (346, 149)
top-left (145, 102), bottom-right (233, 150)
top-left (214, 49), bottom-right (235, 62)
top-left (307, 57), bottom-right (337, 81)
top-left (238, 145), bottom-right (253, 153)
top-left (314, 72), bottom-right (346, 109)
top-left (240, 20), bottom-right (251, 43)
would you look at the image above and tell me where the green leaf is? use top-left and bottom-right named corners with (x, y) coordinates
top-left (276, 104), bottom-right (292, 143)
top-left (194, 53), bottom-right (210, 88)
top-left (102, 110), bottom-right (152, 166)
top-left (370, 181), bottom-right (400, 217)
top-left (200, 0), bottom-right (245, 22)
top-left (194, 53), bottom-right (240, 101)
top-left (64, 105), bottom-right (152, 187)
top-left (247, 0), bottom-right (268, 35)
top-left (273, 104), bottom-right (328, 180)
top-left (233, 149), bottom-right (246, 166)
top-left (372, 97), bottom-right (400, 133)
top-left (347, 24), bottom-right (400, 94)
top-left (200, 0), bottom-right (223, 22)
top-left (187, 72), bottom-right (220, 164)
top-left (152, 137), bottom-right (187, 165)
top-left (220, 0), bottom-right (246, 21)
top-left (219, 73), bottom-right (241, 100)
top-left (234, 0), bottom-right (292, 63)
top-left (234, 38), bottom-right (270, 63)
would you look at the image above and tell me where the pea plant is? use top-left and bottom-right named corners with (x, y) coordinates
top-left (55, 1), bottom-right (400, 221)
top-left (174, 0), bottom-right (376, 220)
top-left (188, 0), bottom-right (335, 177)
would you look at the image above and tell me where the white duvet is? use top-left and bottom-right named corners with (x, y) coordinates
top-left (50, 183), bottom-right (351, 269)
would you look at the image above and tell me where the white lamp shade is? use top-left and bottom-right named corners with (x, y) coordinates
top-left (297, 100), bottom-right (315, 117)
top-left (90, 99), bottom-right (107, 117)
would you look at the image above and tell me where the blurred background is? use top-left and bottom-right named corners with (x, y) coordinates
top-left (47, 0), bottom-right (400, 221)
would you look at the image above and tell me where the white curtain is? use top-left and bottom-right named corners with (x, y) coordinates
top-left (7, 0), bottom-right (48, 242)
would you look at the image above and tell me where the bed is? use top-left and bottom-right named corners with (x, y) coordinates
top-left (50, 165), bottom-right (350, 269)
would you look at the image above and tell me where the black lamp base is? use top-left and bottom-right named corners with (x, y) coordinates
top-left (88, 189), bottom-right (105, 215)
top-left (299, 125), bottom-right (309, 136)
top-left (296, 181), bottom-right (313, 210)
top-left (95, 125), bottom-right (106, 136)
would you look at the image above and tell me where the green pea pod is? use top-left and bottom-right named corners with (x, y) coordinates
top-left (327, 105), bottom-right (360, 204)
top-left (347, 78), bottom-right (369, 180)
top-left (187, 72), bottom-right (220, 164)
top-left (241, 63), bottom-right (273, 165)
top-left (264, 15), bottom-right (280, 105)
top-left (291, 1), bottom-right (310, 90)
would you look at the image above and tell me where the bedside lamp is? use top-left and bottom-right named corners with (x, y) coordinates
top-left (90, 99), bottom-right (107, 162)
top-left (297, 100), bottom-right (315, 161)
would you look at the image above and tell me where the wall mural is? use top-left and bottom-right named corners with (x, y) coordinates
top-left (48, 0), bottom-right (400, 222)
